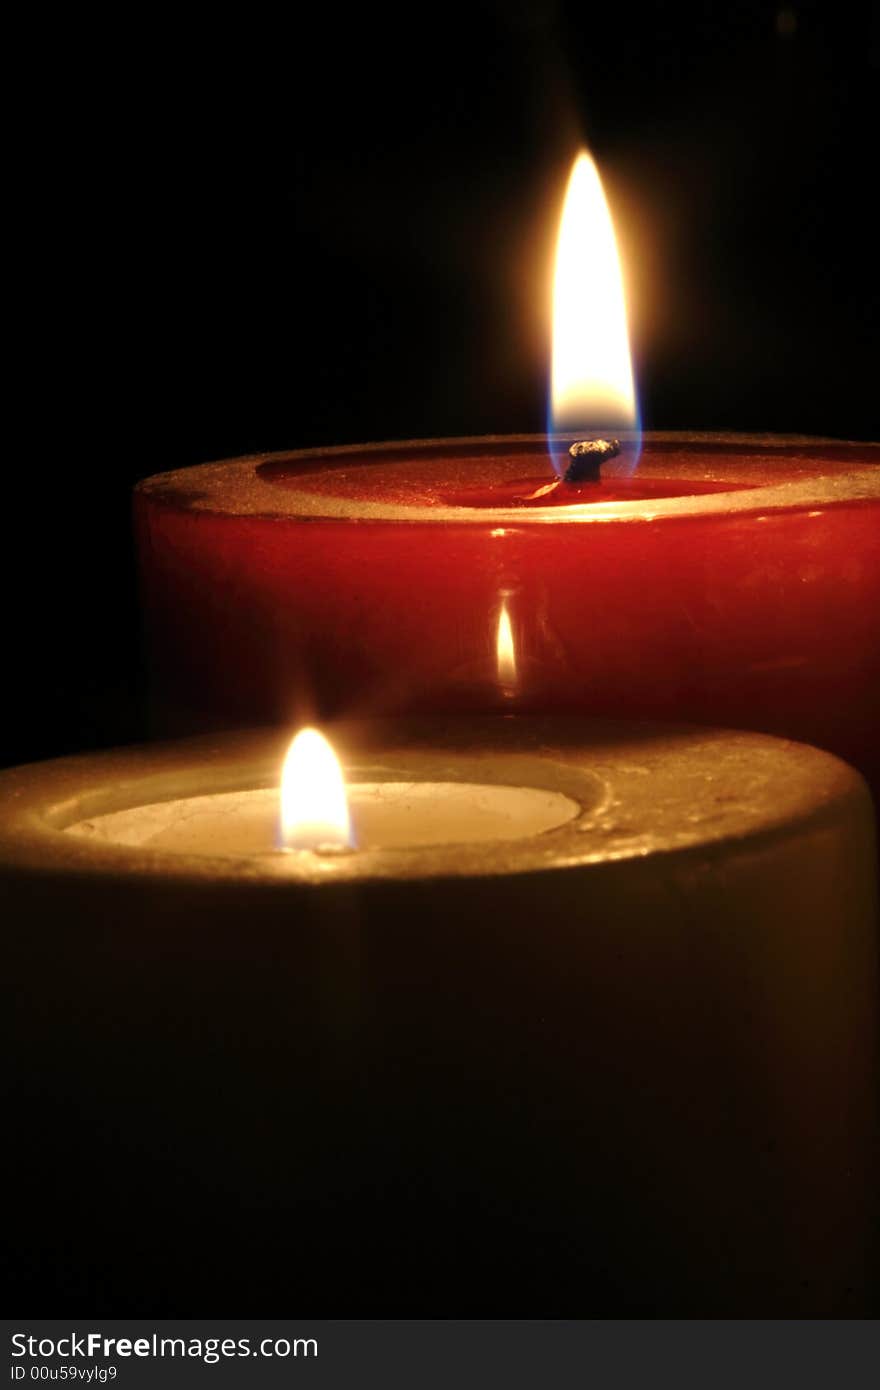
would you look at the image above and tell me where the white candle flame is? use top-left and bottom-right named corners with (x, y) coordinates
top-left (279, 727), bottom-right (354, 851)
top-left (551, 151), bottom-right (637, 435)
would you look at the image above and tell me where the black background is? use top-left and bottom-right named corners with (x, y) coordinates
top-left (5, 0), bottom-right (878, 766)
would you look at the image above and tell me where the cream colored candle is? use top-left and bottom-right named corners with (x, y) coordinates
top-left (2, 717), bottom-right (876, 1316)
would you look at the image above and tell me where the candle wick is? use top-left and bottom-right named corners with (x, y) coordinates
top-left (563, 437), bottom-right (621, 483)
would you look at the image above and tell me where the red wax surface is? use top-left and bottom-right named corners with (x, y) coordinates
top-left (377, 475), bottom-right (741, 508)
top-left (135, 434), bottom-right (880, 801)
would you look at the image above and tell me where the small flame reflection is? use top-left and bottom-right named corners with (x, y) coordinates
top-left (496, 599), bottom-right (517, 696)
top-left (279, 727), bottom-right (354, 851)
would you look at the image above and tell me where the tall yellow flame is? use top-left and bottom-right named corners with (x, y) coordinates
top-left (551, 152), bottom-right (636, 434)
top-left (279, 727), bottom-right (354, 851)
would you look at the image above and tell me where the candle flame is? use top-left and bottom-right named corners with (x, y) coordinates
top-left (496, 598), bottom-right (517, 694)
top-left (551, 152), bottom-right (637, 449)
top-left (279, 727), bottom-right (354, 851)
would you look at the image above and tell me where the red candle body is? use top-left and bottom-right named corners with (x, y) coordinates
top-left (135, 434), bottom-right (880, 796)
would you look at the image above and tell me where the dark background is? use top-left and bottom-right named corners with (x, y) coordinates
top-left (6, 0), bottom-right (878, 768)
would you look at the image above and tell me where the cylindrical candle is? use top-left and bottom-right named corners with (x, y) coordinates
top-left (134, 433), bottom-right (880, 805)
top-left (4, 718), bottom-right (876, 1315)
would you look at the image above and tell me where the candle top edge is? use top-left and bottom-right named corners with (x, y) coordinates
top-left (0, 721), bottom-right (868, 888)
top-left (135, 434), bottom-right (880, 524)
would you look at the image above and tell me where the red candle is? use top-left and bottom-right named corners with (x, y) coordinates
top-left (135, 431), bottom-right (880, 800)
top-left (135, 153), bottom-right (880, 797)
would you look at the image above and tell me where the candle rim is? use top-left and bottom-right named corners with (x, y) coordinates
top-left (136, 432), bottom-right (880, 527)
top-left (0, 721), bottom-right (869, 889)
